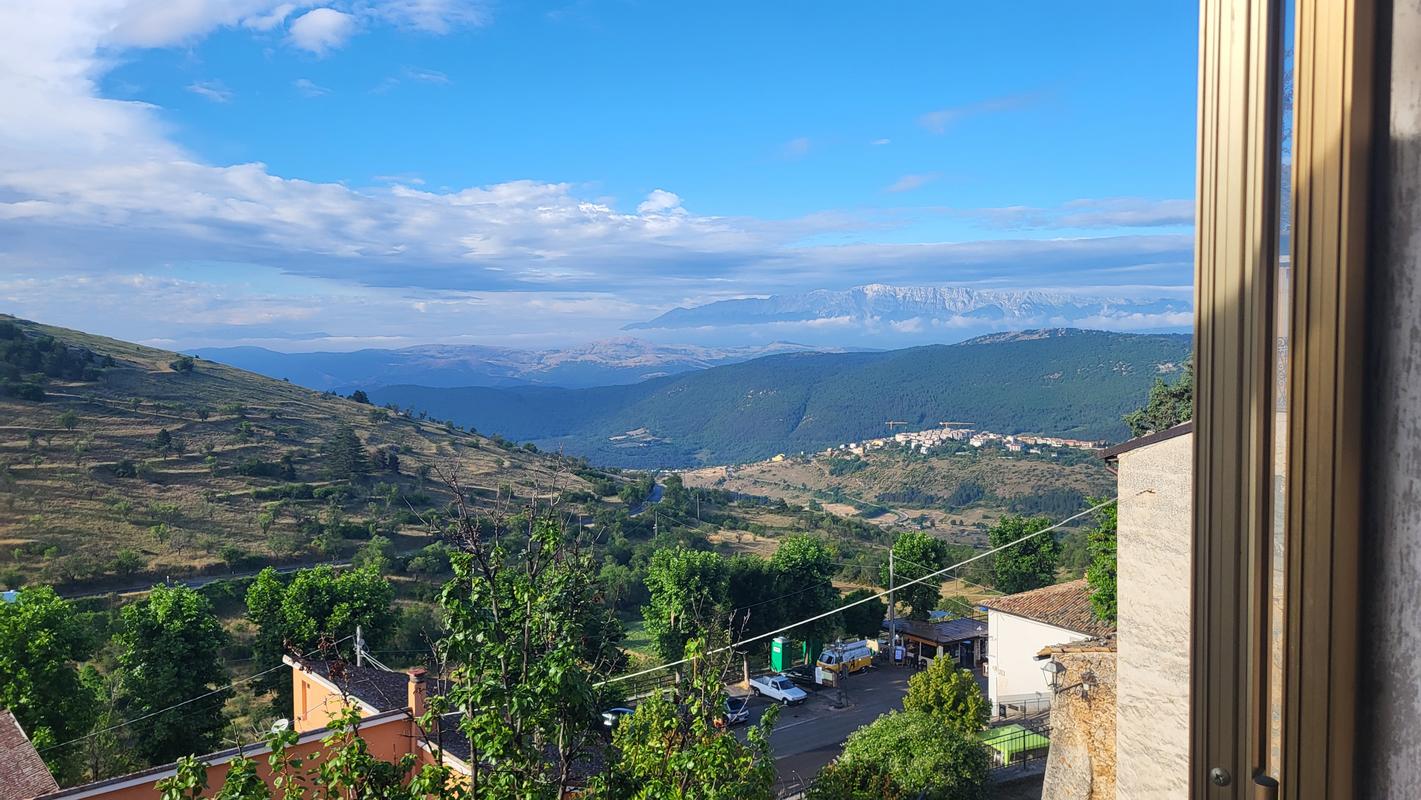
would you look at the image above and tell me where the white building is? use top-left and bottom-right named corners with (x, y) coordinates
top-left (980, 579), bottom-right (1115, 716)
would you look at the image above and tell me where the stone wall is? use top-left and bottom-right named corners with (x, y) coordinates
top-left (1040, 647), bottom-right (1117, 800)
top-left (1115, 431), bottom-right (1191, 798)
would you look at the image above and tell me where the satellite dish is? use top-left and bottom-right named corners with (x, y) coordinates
top-left (270, 718), bottom-right (290, 734)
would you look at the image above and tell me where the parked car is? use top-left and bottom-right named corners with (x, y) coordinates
top-left (748, 674), bottom-right (808, 705)
top-left (723, 695), bottom-right (751, 725)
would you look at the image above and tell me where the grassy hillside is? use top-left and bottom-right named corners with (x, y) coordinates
top-left (683, 442), bottom-right (1114, 547)
top-left (0, 315), bottom-right (598, 590)
top-left (372, 329), bottom-right (1192, 468)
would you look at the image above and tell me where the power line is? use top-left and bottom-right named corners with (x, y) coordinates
top-left (593, 494), bottom-right (1133, 688)
top-left (41, 635), bottom-right (354, 754)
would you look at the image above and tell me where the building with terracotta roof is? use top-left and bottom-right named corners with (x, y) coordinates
top-left (0, 709), bottom-right (59, 800)
top-left (980, 579), bottom-right (1115, 717)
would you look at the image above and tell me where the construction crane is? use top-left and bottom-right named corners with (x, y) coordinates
top-left (885, 421), bottom-right (910, 430)
top-left (938, 421), bottom-right (973, 428)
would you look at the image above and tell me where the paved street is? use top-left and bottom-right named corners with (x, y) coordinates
top-left (734, 665), bottom-right (913, 795)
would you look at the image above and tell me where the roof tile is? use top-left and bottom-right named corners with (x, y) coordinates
top-left (980, 579), bottom-right (1115, 638)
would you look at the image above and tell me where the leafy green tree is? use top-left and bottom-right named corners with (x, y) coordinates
top-left (348, 389), bottom-right (371, 404)
top-left (901, 658), bottom-right (988, 735)
top-left (110, 547), bottom-right (144, 577)
top-left (168, 356), bottom-right (195, 374)
top-left (770, 534), bottom-right (840, 642)
top-left (882, 531), bottom-right (950, 620)
top-left (726, 554), bottom-right (780, 640)
top-left (0, 587), bottom-right (97, 780)
top-left (1084, 499), bottom-right (1118, 622)
top-left (811, 710), bottom-right (988, 800)
top-left (643, 547), bottom-right (728, 661)
top-left (58, 410), bottom-right (79, 431)
top-left (1124, 359), bottom-right (1194, 436)
top-left (153, 427), bottom-right (173, 452)
top-left (837, 588), bottom-right (887, 640)
top-left (245, 565), bottom-right (394, 704)
top-left (587, 639), bottom-right (779, 800)
top-left (988, 514), bottom-right (1060, 594)
top-left (435, 495), bottom-right (624, 798)
top-left (116, 585), bottom-right (231, 764)
top-left (353, 534), bottom-right (396, 574)
top-left (322, 424), bottom-right (369, 480)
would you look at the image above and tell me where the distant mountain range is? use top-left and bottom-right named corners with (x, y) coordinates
top-left (625, 284), bottom-right (1192, 333)
top-left (193, 339), bottom-right (844, 391)
top-left (370, 329), bottom-right (1193, 468)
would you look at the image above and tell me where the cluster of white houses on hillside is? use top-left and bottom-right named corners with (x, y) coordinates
top-left (826, 424), bottom-right (1103, 458)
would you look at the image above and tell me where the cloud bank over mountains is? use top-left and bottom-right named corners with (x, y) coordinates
top-left (625, 284), bottom-right (1192, 343)
top-left (0, 0), bottom-right (1193, 350)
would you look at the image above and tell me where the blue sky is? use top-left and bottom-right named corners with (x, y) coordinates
top-left (0, 1), bottom-right (1199, 350)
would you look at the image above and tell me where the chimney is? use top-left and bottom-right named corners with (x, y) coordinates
top-left (407, 668), bottom-right (428, 719)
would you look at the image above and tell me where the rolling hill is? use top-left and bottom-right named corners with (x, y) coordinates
top-left (370, 329), bottom-right (1193, 468)
top-left (0, 315), bottom-right (601, 590)
top-left (193, 339), bottom-right (839, 391)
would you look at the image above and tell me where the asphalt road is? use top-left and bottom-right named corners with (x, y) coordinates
top-left (735, 665), bottom-right (912, 795)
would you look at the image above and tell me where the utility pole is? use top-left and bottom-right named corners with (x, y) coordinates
top-left (355, 625), bottom-right (365, 667)
top-left (887, 548), bottom-right (897, 666)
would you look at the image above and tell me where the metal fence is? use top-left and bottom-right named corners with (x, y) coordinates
top-left (983, 723), bottom-right (1052, 772)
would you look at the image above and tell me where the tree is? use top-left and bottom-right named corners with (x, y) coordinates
top-left (810, 710), bottom-right (988, 800)
top-left (643, 548), bottom-right (729, 661)
top-left (883, 531), bottom-right (950, 620)
top-left (245, 564), bottom-right (394, 705)
top-left (837, 588), bottom-right (887, 640)
top-left (353, 535), bottom-right (396, 574)
top-left (322, 424), bottom-right (369, 480)
top-left (988, 515), bottom-right (1060, 594)
top-left (1084, 499), bottom-right (1118, 623)
top-left (168, 356), bottom-right (195, 374)
top-left (1123, 360), bottom-right (1193, 437)
top-left (902, 657), bottom-right (988, 735)
top-left (586, 639), bottom-right (779, 800)
top-left (116, 585), bottom-right (231, 764)
top-left (153, 428), bottom-right (173, 452)
top-left (110, 547), bottom-right (144, 577)
top-left (0, 587), bottom-right (97, 780)
top-left (726, 554), bottom-right (780, 640)
top-left (58, 410), bottom-right (79, 431)
top-left (770, 535), bottom-right (840, 643)
top-left (349, 389), bottom-right (371, 404)
top-left (434, 476), bottom-right (625, 798)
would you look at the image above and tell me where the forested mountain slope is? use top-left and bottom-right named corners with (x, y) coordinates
top-left (372, 329), bottom-right (1192, 468)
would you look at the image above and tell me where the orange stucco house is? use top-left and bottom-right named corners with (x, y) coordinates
top-left (36, 659), bottom-right (472, 800)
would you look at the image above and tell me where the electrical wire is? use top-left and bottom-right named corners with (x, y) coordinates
top-left (40, 635), bottom-right (354, 754)
top-left (593, 493), bottom-right (1133, 688)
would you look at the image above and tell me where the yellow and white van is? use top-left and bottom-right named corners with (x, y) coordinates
top-left (816, 640), bottom-right (876, 675)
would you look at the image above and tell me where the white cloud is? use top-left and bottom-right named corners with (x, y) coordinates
top-left (186, 79), bottom-right (233, 102)
top-left (636, 189), bottom-right (683, 215)
top-left (971, 198), bottom-right (1194, 229)
top-left (292, 77), bottom-right (330, 96)
top-left (288, 8), bottom-right (357, 54)
top-left (0, 1), bottom-right (1195, 347)
top-left (919, 92), bottom-right (1038, 134)
top-left (871, 138), bottom-right (891, 146)
top-left (884, 172), bottom-right (938, 193)
top-left (365, 0), bottom-right (489, 33)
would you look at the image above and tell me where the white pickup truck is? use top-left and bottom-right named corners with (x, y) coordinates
top-left (748, 674), bottom-right (808, 705)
